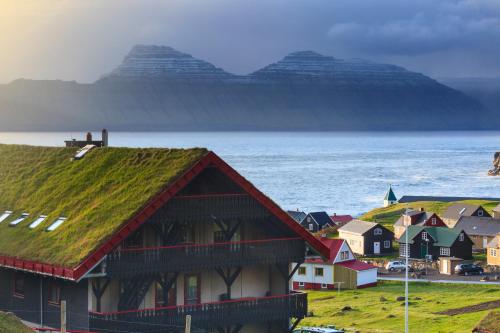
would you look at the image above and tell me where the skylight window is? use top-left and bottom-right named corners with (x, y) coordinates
top-left (0, 211), bottom-right (12, 223)
top-left (29, 215), bottom-right (47, 229)
top-left (47, 217), bottom-right (67, 231)
top-left (10, 213), bottom-right (29, 226)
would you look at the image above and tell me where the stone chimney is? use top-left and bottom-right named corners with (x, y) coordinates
top-left (102, 129), bottom-right (108, 147)
top-left (86, 132), bottom-right (92, 142)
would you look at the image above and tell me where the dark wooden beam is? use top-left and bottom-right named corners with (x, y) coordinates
top-left (215, 267), bottom-right (242, 299)
top-left (91, 278), bottom-right (111, 312)
top-left (289, 318), bottom-right (302, 332)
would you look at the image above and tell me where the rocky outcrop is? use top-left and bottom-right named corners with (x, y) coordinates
top-left (0, 45), bottom-right (493, 131)
top-left (488, 152), bottom-right (500, 176)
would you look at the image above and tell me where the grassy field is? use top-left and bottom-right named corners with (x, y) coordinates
top-left (301, 281), bottom-right (500, 333)
top-left (360, 200), bottom-right (500, 231)
top-left (474, 310), bottom-right (500, 333)
top-left (0, 312), bottom-right (32, 333)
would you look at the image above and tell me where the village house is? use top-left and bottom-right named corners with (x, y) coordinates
top-left (486, 233), bottom-right (500, 267)
top-left (0, 144), bottom-right (331, 333)
top-left (292, 238), bottom-right (377, 290)
top-left (300, 212), bottom-right (334, 233)
top-left (454, 216), bottom-right (500, 250)
top-left (442, 203), bottom-right (491, 227)
top-left (338, 220), bottom-right (394, 256)
top-left (398, 226), bottom-right (473, 260)
top-left (287, 210), bottom-right (307, 224)
top-left (393, 209), bottom-right (447, 239)
top-left (493, 203), bottom-right (500, 219)
top-left (329, 213), bottom-right (353, 227)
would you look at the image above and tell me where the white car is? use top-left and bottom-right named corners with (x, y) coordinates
top-left (293, 327), bottom-right (344, 333)
top-left (386, 260), bottom-right (411, 272)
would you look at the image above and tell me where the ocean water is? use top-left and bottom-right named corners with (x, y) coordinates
top-left (1, 131), bottom-right (499, 216)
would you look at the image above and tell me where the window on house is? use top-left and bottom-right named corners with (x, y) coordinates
top-left (400, 244), bottom-right (409, 257)
top-left (155, 282), bottom-right (176, 308)
top-left (48, 282), bottom-right (61, 305)
top-left (298, 282), bottom-right (305, 287)
top-left (13, 274), bottom-right (24, 298)
top-left (46, 217), bottom-right (67, 231)
top-left (431, 218), bottom-right (437, 225)
top-left (29, 215), bottom-right (47, 229)
top-left (422, 232), bottom-right (428, 241)
top-left (340, 251), bottom-right (349, 260)
top-left (478, 210), bottom-right (484, 217)
top-left (490, 249), bottom-right (497, 257)
top-left (459, 233), bottom-right (464, 242)
top-left (321, 283), bottom-right (328, 289)
top-left (308, 224), bottom-right (314, 231)
top-left (440, 247), bottom-right (450, 256)
top-left (384, 240), bottom-right (391, 248)
top-left (298, 267), bottom-right (306, 275)
top-left (374, 228), bottom-right (382, 235)
top-left (314, 267), bottom-right (324, 277)
top-left (10, 213), bottom-right (29, 226)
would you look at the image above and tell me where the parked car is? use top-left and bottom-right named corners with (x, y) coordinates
top-left (386, 260), bottom-right (412, 272)
top-left (293, 327), bottom-right (344, 333)
top-left (454, 264), bottom-right (484, 275)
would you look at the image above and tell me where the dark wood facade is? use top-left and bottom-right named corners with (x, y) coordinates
top-left (399, 229), bottom-right (473, 260)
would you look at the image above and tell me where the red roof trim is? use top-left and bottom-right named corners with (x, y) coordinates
top-left (0, 151), bottom-right (329, 280)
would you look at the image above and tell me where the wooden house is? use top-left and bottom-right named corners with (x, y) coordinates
top-left (300, 212), bottom-right (334, 233)
top-left (0, 144), bottom-right (330, 333)
top-left (454, 216), bottom-right (500, 250)
top-left (442, 203), bottom-right (491, 227)
top-left (292, 238), bottom-right (377, 290)
top-left (398, 226), bottom-right (473, 260)
top-left (329, 213), bottom-right (353, 227)
top-left (486, 233), bottom-right (500, 267)
top-left (394, 209), bottom-right (447, 239)
top-left (338, 220), bottom-right (394, 256)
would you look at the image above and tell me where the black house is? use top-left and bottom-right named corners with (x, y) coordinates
top-left (300, 212), bottom-right (334, 233)
top-left (398, 226), bottom-right (473, 260)
top-left (338, 220), bottom-right (394, 256)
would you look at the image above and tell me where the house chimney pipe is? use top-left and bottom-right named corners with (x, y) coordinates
top-left (102, 129), bottom-right (108, 147)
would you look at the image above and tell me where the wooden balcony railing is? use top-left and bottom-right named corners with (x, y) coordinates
top-left (89, 292), bottom-right (307, 332)
top-left (105, 237), bottom-right (305, 278)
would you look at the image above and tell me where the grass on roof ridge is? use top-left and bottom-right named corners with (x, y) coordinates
top-left (0, 311), bottom-right (33, 333)
top-left (0, 144), bottom-right (208, 267)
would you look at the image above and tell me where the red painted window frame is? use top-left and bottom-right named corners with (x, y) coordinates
top-left (155, 281), bottom-right (177, 308)
top-left (184, 273), bottom-right (201, 305)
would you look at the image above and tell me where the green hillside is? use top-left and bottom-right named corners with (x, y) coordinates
top-left (0, 312), bottom-right (32, 333)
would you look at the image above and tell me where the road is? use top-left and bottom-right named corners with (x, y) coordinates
top-left (378, 277), bottom-right (500, 285)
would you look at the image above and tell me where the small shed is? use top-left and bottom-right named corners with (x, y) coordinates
top-left (439, 256), bottom-right (464, 275)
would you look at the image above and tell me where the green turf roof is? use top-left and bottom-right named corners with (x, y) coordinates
top-left (0, 144), bottom-right (208, 267)
top-left (398, 226), bottom-right (463, 247)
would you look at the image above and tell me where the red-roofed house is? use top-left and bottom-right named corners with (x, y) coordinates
top-left (292, 238), bottom-right (378, 290)
top-left (330, 213), bottom-right (354, 226)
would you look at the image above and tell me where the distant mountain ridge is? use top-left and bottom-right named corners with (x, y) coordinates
top-left (0, 45), bottom-right (495, 131)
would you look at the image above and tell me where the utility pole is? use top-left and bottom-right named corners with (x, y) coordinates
top-left (405, 212), bottom-right (409, 333)
top-left (185, 314), bottom-right (191, 333)
top-left (60, 300), bottom-right (67, 333)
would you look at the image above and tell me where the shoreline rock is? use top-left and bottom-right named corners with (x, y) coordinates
top-left (488, 152), bottom-right (500, 176)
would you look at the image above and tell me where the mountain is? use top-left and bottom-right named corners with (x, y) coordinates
top-left (440, 77), bottom-right (500, 116)
top-left (0, 45), bottom-right (494, 131)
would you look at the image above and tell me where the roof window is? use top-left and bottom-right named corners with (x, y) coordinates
top-left (10, 213), bottom-right (29, 226)
top-left (29, 215), bottom-right (48, 229)
top-left (0, 211), bottom-right (13, 223)
top-left (47, 217), bottom-right (67, 231)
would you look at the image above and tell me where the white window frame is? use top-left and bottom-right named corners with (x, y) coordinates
top-left (321, 283), bottom-right (328, 289)
top-left (459, 233), bottom-right (464, 242)
top-left (298, 266), bottom-right (306, 276)
top-left (298, 282), bottom-right (305, 287)
top-left (400, 244), bottom-right (409, 257)
top-left (340, 251), bottom-right (349, 260)
top-left (422, 231), bottom-right (428, 241)
top-left (478, 210), bottom-right (484, 217)
top-left (374, 228), bottom-right (382, 236)
top-left (308, 223), bottom-right (314, 231)
top-left (431, 218), bottom-right (436, 225)
top-left (314, 267), bottom-right (324, 277)
top-left (490, 248), bottom-right (497, 257)
top-left (440, 247), bottom-right (450, 256)
top-left (384, 240), bottom-right (391, 248)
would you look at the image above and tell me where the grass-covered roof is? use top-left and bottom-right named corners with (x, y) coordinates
top-left (0, 144), bottom-right (208, 267)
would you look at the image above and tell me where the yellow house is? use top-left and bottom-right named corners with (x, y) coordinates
top-left (487, 233), bottom-right (500, 266)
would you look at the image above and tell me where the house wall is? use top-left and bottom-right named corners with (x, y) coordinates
top-left (449, 238), bottom-right (473, 260)
top-left (339, 232), bottom-right (364, 255)
top-left (0, 268), bottom-right (88, 331)
top-left (332, 265), bottom-right (357, 289)
top-left (468, 234), bottom-right (495, 250)
top-left (292, 262), bottom-right (333, 286)
top-left (394, 226), bottom-right (405, 240)
top-left (357, 269), bottom-right (378, 287)
top-left (300, 215), bottom-right (319, 233)
top-left (362, 227), bottom-right (394, 255)
top-left (333, 242), bottom-right (356, 263)
top-left (487, 246), bottom-right (500, 266)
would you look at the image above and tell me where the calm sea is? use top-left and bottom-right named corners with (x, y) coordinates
top-left (1, 131), bottom-right (499, 216)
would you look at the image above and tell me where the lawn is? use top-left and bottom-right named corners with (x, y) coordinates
top-left (0, 312), bottom-right (32, 333)
top-left (360, 200), bottom-right (500, 231)
top-left (301, 281), bottom-right (500, 333)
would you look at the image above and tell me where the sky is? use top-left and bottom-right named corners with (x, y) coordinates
top-left (1, 0), bottom-right (500, 83)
